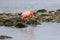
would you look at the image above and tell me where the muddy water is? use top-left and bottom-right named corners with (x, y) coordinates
top-left (0, 22), bottom-right (60, 40)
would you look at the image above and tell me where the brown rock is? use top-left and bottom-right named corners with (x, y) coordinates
top-left (0, 35), bottom-right (12, 39)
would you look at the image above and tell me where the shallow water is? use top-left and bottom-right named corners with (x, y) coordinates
top-left (0, 22), bottom-right (60, 40)
top-left (0, 0), bottom-right (60, 12)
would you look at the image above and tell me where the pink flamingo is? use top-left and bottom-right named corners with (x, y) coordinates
top-left (21, 10), bottom-right (34, 18)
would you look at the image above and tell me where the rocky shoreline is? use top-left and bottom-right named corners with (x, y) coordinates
top-left (0, 9), bottom-right (60, 28)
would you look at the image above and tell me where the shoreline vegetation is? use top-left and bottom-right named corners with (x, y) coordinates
top-left (0, 9), bottom-right (60, 28)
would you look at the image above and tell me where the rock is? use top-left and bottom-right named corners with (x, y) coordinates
top-left (0, 10), bottom-right (60, 26)
top-left (15, 22), bottom-right (27, 28)
top-left (26, 19), bottom-right (40, 25)
top-left (54, 12), bottom-right (60, 16)
top-left (3, 19), bottom-right (14, 26)
top-left (49, 11), bottom-right (55, 13)
top-left (42, 16), bottom-right (53, 22)
top-left (56, 9), bottom-right (60, 11)
top-left (41, 12), bottom-right (50, 16)
top-left (4, 23), bottom-right (13, 26)
top-left (48, 11), bottom-right (55, 15)
top-left (18, 12), bottom-right (22, 15)
top-left (37, 9), bottom-right (47, 13)
top-left (43, 18), bottom-right (53, 22)
top-left (0, 35), bottom-right (12, 39)
top-left (54, 16), bottom-right (60, 23)
top-left (0, 22), bottom-right (4, 26)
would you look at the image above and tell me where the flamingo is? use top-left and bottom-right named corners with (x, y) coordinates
top-left (21, 10), bottom-right (34, 18)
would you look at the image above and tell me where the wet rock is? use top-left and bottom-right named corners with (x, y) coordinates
top-left (0, 10), bottom-right (60, 27)
top-left (42, 16), bottom-right (54, 22)
top-left (4, 23), bottom-right (13, 26)
top-left (56, 9), bottom-right (60, 11)
top-left (48, 11), bottom-right (55, 15)
top-left (0, 14), bottom-right (8, 19)
top-left (54, 16), bottom-right (60, 23)
top-left (0, 19), bottom-right (5, 26)
top-left (12, 13), bottom-right (19, 18)
top-left (0, 35), bottom-right (12, 39)
top-left (0, 21), bottom-right (4, 26)
top-left (18, 12), bottom-right (22, 15)
top-left (43, 18), bottom-right (53, 22)
top-left (49, 11), bottom-right (55, 13)
top-left (3, 19), bottom-right (14, 26)
top-left (54, 12), bottom-right (60, 16)
top-left (26, 19), bottom-right (40, 25)
top-left (41, 12), bottom-right (50, 16)
top-left (37, 9), bottom-right (47, 13)
top-left (15, 22), bottom-right (27, 28)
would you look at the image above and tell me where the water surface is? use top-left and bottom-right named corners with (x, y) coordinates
top-left (0, 22), bottom-right (60, 40)
top-left (0, 0), bottom-right (60, 12)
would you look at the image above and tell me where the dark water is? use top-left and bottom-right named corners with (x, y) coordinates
top-left (0, 22), bottom-right (60, 40)
top-left (0, 0), bottom-right (60, 12)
